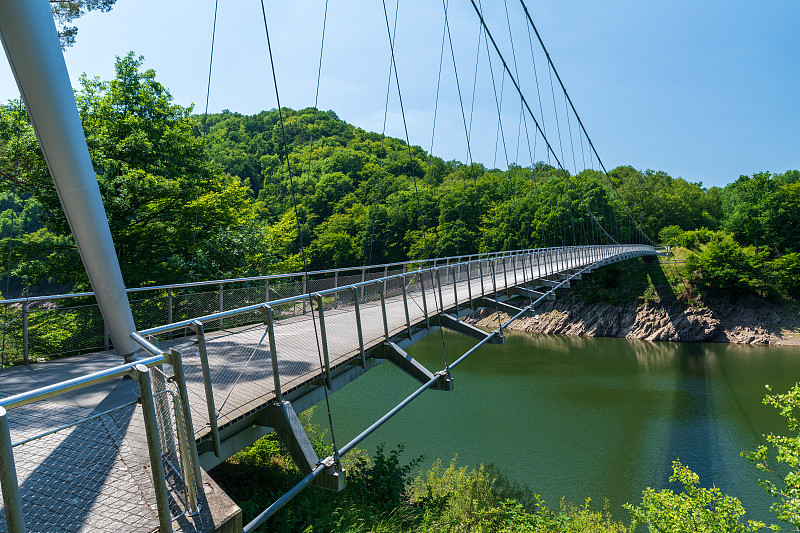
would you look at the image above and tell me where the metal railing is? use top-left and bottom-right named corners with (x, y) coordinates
top-left (0, 350), bottom-right (200, 533)
top-left (0, 245), bottom-right (650, 365)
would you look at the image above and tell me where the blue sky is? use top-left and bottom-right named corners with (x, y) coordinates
top-left (1, 0), bottom-right (798, 189)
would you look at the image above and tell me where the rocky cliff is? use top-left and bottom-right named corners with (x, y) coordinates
top-left (464, 295), bottom-right (800, 345)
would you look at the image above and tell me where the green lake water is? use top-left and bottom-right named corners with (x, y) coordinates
top-left (313, 329), bottom-right (800, 524)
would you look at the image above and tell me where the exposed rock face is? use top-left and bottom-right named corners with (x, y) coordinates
top-left (464, 295), bottom-right (799, 345)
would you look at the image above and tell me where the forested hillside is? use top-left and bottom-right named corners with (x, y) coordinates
top-left (0, 54), bottom-right (797, 300)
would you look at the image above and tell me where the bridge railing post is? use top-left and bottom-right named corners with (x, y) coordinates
top-left (401, 275), bottom-right (412, 340)
top-left (167, 288), bottom-right (173, 334)
top-left (378, 281), bottom-right (390, 343)
top-left (218, 282), bottom-right (224, 330)
top-left (135, 364), bottom-right (173, 533)
top-left (502, 256), bottom-right (509, 296)
top-left (313, 295), bottom-right (333, 390)
top-left (479, 260), bottom-right (485, 296)
top-left (451, 266), bottom-right (458, 312)
top-left (490, 260), bottom-right (498, 298)
top-left (190, 320), bottom-right (222, 458)
top-left (466, 261), bottom-right (473, 310)
top-left (167, 348), bottom-right (202, 514)
top-left (334, 271), bottom-right (339, 307)
top-left (435, 269), bottom-right (445, 314)
top-left (260, 305), bottom-right (283, 400)
top-left (420, 269), bottom-right (431, 328)
top-left (349, 287), bottom-right (367, 367)
top-left (0, 405), bottom-right (25, 533)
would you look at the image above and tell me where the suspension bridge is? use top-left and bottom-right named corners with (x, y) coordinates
top-left (0, 244), bottom-right (663, 533)
top-left (0, 0), bottom-right (668, 531)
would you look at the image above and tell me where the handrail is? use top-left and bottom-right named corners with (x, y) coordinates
top-left (137, 244), bottom-right (651, 338)
top-left (0, 245), bottom-right (568, 306)
top-left (134, 246), bottom-right (582, 337)
top-left (0, 353), bottom-right (166, 410)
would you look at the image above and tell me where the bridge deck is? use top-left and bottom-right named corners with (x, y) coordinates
top-left (0, 246), bottom-right (651, 532)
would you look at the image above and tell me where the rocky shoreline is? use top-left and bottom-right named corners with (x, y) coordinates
top-left (464, 295), bottom-right (800, 345)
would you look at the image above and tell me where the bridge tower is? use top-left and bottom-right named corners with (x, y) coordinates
top-left (0, 0), bottom-right (140, 361)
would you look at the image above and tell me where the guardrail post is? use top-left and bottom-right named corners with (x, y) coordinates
top-left (490, 260), bottom-right (498, 297)
top-left (349, 287), bottom-right (366, 367)
top-left (218, 283), bottom-right (224, 330)
top-left (378, 281), bottom-right (389, 343)
top-left (512, 254), bottom-right (518, 287)
top-left (466, 262), bottom-right (473, 310)
top-left (135, 365), bottom-right (173, 533)
top-left (400, 278), bottom-right (412, 340)
top-left (167, 349), bottom-right (202, 513)
top-left (190, 320), bottom-right (222, 458)
top-left (435, 269), bottom-right (445, 313)
top-left (167, 288), bottom-right (173, 326)
top-left (333, 272), bottom-right (339, 307)
top-left (0, 406), bottom-right (25, 533)
top-left (451, 266), bottom-right (458, 312)
top-left (262, 306), bottom-right (284, 400)
top-left (265, 277), bottom-right (270, 303)
top-left (360, 268), bottom-right (366, 300)
top-left (479, 261), bottom-right (485, 296)
top-left (419, 270), bottom-right (430, 329)
top-left (313, 295), bottom-right (333, 389)
top-left (302, 275), bottom-right (308, 315)
top-left (21, 304), bottom-right (28, 364)
top-left (502, 256), bottom-right (509, 296)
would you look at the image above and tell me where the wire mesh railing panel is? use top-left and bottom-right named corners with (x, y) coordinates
top-left (271, 311), bottom-right (326, 393)
top-left (196, 312), bottom-right (277, 425)
top-left (2, 399), bottom-right (160, 533)
top-left (0, 309), bottom-right (23, 365)
top-left (222, 286), bottom-right (269, 329)
top-left (149, 366), bottom-right (192, 520)
top-left (130, 293), bottom-right (169, 333)
top-left (319, 292), bottom-right (360, 368)
top-left (268, 278), bottom-right (303, 302)
top-left (28, 302), bottom-right (106, 359)
top-left (174, 288), bottom-right (220, 326)
top-left (383, 269), bottom-right (405, 299)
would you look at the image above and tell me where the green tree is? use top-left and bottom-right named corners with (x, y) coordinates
top-left (684, 233), bottom-right (759, 293)
top-left (19, 53), bottom-right (254, 287)
top-left (51, 0), bottom-right (119, 48)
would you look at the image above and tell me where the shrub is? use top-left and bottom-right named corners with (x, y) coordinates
top-left (625, 459), bottom-right (764, 533)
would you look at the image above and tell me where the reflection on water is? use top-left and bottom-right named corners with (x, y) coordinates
top-left (314, 330), bottom-right (800, 524)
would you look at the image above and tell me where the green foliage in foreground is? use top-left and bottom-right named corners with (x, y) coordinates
top-left (625, 460), bottom-right (764, 533)
top-left (745, 383), bottom-right (800, 529)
